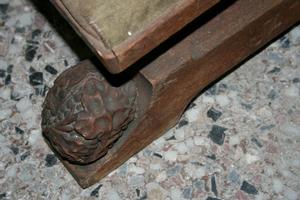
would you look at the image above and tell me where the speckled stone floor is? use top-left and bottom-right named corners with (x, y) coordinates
top-left (0, 0), bottom-right (299, 200)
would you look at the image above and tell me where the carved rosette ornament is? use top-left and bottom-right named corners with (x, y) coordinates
top-left (42, 61), bottom-right (137, 164)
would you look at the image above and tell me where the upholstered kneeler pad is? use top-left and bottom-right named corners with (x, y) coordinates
top-left (51, 0), bottom-right (219, 73)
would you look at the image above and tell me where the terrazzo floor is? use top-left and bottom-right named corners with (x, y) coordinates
top-left (0, 0), bottom-right (299, 199)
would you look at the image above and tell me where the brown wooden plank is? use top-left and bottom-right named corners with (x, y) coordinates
top-left (44, 0), bottom-right (300, 188)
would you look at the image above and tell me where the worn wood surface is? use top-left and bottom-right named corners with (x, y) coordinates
top-left (44, 0), bottom-right (300, 188)
top-left (50, 0), bottom-right (220, 74)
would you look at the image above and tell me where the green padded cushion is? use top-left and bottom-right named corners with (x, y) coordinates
top-left (61, 0), bottom-right (179, 48)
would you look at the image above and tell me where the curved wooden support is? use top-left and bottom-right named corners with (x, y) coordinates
top-left (42, 0), bottom-right (300, 188)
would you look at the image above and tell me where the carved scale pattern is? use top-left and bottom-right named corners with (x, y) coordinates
top-left (42, 61), bottom-right (137, 164)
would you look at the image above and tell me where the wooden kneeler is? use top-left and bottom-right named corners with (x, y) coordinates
top-left (42, 0), bottom-right (300, 188)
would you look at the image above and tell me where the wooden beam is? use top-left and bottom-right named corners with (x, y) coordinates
top-left (42, 0), bottom-right (300, 188)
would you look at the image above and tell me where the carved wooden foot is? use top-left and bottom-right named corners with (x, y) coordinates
top-left (42, 61), bottom-right (138, 164)
top-left (42, 0), bottom-right (300, 188)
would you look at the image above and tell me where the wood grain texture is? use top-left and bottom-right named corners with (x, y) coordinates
top-left (45, 0), bottom-right (300, 188)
